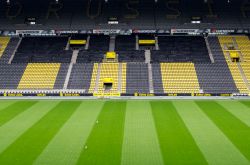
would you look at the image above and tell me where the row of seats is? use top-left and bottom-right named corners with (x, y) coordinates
top-left (115, 35), bottom-right (136, 51)
top-left (13, 37), bottom-right (71, 63)
top-left (160, 63), bottom-right (200, 93)
top-left (126, 63), bottom-right (149, 94)
top-left (218, 36), bottom-right (249, 93)
top-left (234, 36), bottom-right (250, 92)
top-left (77, 50), bottom-right (104, 63)
top-left (151, 36), bottom-right (210, 63)
top-left (67, 63), bottom-right (94, 91)
top-left (117, 50), bottom-right (145, 62)
top-left (18, 63), bottom-right (61, 89)
top-left (0, 37), bottom-right (10, 58)
top-left (88, 63), bottom-right (123, 94)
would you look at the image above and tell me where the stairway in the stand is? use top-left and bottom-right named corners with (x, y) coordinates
top-left (94, 63), bottom-right (102, 93)
top-left (118, 63), bottom-right (123, 93)
top-left (109, 35), bottom-right (116, 51)
top-left (145, 50), bottom-right (154, 93)
top-left (8, 37), bottom-right (22, 64)
top-left (237, 62), bottom-right (250, 91)
top-left (64, 50), bottom-right (79, 89)
top-left (205, 37), bottom-right (215, 63)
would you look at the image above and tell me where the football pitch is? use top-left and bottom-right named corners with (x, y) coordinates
top-left (0, 100), bottom-right (250, 165)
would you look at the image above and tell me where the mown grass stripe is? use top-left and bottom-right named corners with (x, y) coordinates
top-left (76, 101), bottom-right (126, 165)
top-left (173, 101), bottom-right (249, 165)
top-left (217, 100), bottom-right (250, 127)
top-left (0, 101), bottom-right (17, 111)
top-left (240, 101), bottom-right (250, 109)
top-left (196, 101), bottom-right (250, 162)
top-left (151, 101), bottom-right (208, 165)
top-left (0, 101), bottom-right (37, 127)
top-left (0, 101), bottom-right (81, 165)
top-left (34, 101), bottom-right (105, 165)
top-left (121, 101), bottom-right (164, 165)
top-left (0, 101), bottom-right (60, 154)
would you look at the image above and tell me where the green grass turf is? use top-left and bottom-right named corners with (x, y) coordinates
top-left (0, 101), bottom-right (37, 127)
top-left (122, 101), bottom-right (164, 165)
top-left (76, 101), bottom-right (126, 165)
top-left (0, 100), bottom-right (249, 165)
top-left (151, 101), bottom-right (208, 165)
top-left (196, 101), bottom-right (250, 161)
top-left (34, 101), bottom-right (105, 165)
top-left (0, 101), bottom-right (81, 165)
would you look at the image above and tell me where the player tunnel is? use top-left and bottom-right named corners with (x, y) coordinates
top-left (103, 78), bottom-right (114, 91)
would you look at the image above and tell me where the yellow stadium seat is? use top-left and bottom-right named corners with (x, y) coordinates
top-left (18, 63), bottom-right (61, 89)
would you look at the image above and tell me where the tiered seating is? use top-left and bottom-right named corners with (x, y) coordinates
top-left (235, 36), bottom-right (250, 90)
top-left (67, 63), bottom-right (94, 91)
top-left (126, 63), bottom-right (149, 94)
top-left (151, 36), bottom-right (210, 63)
top-left (0, 64), bottom-right (27, 89)
top-left (235, 36), bottom-right (250, 62)
top-left (194, 63), bottom-right (239, 94)
top-left (117, 50), bottom-right (145, 62)
top-left (152, 63), bottom-right (164, 93)
top-left (0, 38), bottom-right (20, 64)
top-left (115, 35), bottom-right (145, 62)
top-left (227, 63), bottom-right (248, 93)
top-left (88, 63), bottom-right (99, 93)
top-left (218, 36), bottom-right (234, 62)
top-left (54, 64), bottom-right (69, 89)
top-left (218, 36), bottom-right (249, 93)
top-left (12, 37), bottom-right (71, 63)
top-left (76, 35), bottom-right (109, 63)
top-left (96, 63), bottom-right (119, 93)
top-left (115, 35), bottom-right (136, 51)
top-left (0, 37), bottom-right (10, 58)
top-left (77, 50), bottom-right (104, 63)
top-left (207, 37), bottom-right (228, 63)
top-left (121, 63), bottom-right (127, 93)
top-left (93, 63), bottom-right (122, 94)
top-left (18, 63), bottom-right (61, 89)
top-left (160, 63), bottom-right (200, 93)
top-left (89, 35), bottom-right (109, 51)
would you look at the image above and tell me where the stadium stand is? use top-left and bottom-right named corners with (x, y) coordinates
top-left (115, 35), bottom-right (136, 51)
top-left (0, 0), bottom-right (250, 30)
top-left (195, 63), bottom-right (240, 93)
top-left (88, 63), bottom-right (99, 93)
top-left (77, 50), bottom-right (104, 63)
top-left (76, 35), bottom-right (109, 63)
top-left (160, 63), bottom-right (200, 93)
top-left (115, 35), bottom-right (145, 62)
top-left (54, 63), bottom-right (69, 89)
top-left (151, 63), bottom-right (164, 94)
top-left (218, 36), bottom-right (249, 93)
top-left (67, 63), bottom-right (94, 91)
top-left (18, 63), bottom-right (61, 89)
top-left (0, 38), bottom-right (20, 64)
top-left (0, 37), bottom-right (10, 58)
top-left (126, 63), bottom-right (149, 94)
top-left (12, 37), bottom-right (71, 63)
top-left (0, 64), bottom-right (27, 89)
top-left (1, 0), bottom-right (250, 97)
top-left (89, 35), bottom-right (110, 51)
top-left (151, 36), bottom-right (210, 63)
top-left (89, 63), bottom-right (126, 94)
